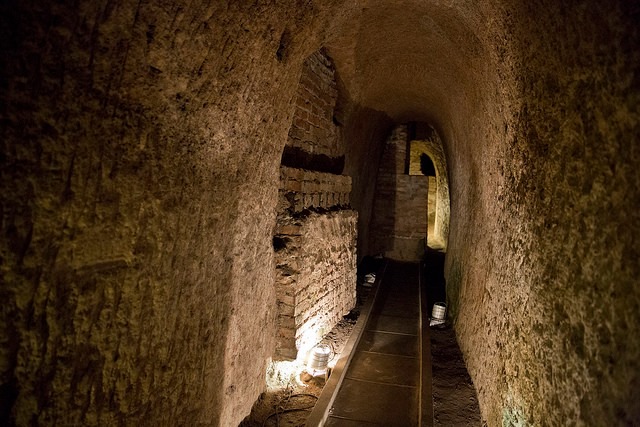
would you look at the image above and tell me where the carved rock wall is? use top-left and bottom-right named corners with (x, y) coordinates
top-left (0, 1), bottom-right (342, 425)
top-left (442, 2), bottom-right (640, 425)
top-left (1, 1), bottom-right (638, 426)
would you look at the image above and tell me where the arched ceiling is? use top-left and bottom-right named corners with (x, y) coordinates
top-left (323, 0), bottom-right (495, 127)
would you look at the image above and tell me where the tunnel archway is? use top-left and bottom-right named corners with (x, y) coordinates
top-left (1, 1), bottom-right (637, 426)
top-left (406, 124), bottom-right (450, 251)
top-left (419, 153), bottom-right (436, 177)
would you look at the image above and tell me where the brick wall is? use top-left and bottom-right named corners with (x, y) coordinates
top-left (273, 166), bottom-right (356, 359)
top-left (370, 125), bottom-right (429, 261)
top-left (286, 50), bottom-right (341, 159)
top-left (273, 50), bottom-right (357, 361)
top-left (274, 210), bottom-right (357, 360)
top-left (277, 167), bottom-right (351, 215)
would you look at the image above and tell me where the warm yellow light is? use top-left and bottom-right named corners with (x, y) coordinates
top-left (306, 344), bottom-right (331, 375)
top-left (266, 359), bottom-right (306, 390)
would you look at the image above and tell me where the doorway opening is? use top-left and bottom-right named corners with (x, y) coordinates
top-left (406, 123), bottom-right (450, 251)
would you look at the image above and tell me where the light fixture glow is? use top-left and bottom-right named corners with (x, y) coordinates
top-left (306, 343), bottom-right (331, 376)
top-left (430, 302), bottom-right (447, 327)
top-left (266, 359), bottom-right (306, 390)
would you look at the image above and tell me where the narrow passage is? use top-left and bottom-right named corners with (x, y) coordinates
top-left (309, 261), bottom-right (429, 426)
top-left (309, 256), bottom-right (481, 426)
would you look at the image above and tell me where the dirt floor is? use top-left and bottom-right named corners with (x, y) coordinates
top-left (239, 280), bottom-right (371, 427)
top-left (431, 323), bottom-right (483, 426)
top-left (238, 313), bottom-right (359, 427)
top-left (425, 251), bottom-right (483, 426)
top-left (237, 372), bottom-right (324, 427)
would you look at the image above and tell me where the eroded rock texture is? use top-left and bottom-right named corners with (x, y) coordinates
top-left (441, 3), bottom-right (640, 426)
top-left (1, 0), bottom-right (638, 426)
top-left (0, 1), bottom-right (343, 425)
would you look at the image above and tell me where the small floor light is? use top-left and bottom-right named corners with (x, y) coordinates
top-left (306, 343), bottom-right (331, 376)
top-left (430, 302), bottom-right (447, 327)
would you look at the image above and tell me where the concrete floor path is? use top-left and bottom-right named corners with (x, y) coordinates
top-left (309, 260), bottom-right (433, 426)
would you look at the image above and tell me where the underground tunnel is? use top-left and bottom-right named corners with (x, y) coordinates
top-left (1, 0), bottom-right (639, 426)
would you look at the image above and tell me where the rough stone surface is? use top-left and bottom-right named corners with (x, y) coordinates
top-left (438, 3), bottom-right (640, 426)
top-left (326, 2), bottom-right (639, 425)
top-left (1, 0), bottom-right (639, 426)
top-left (0, 1), bottom-right (342, 425)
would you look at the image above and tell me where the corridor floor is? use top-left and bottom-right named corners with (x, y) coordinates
top-left (309, 256), bottom-right (481, 426)
top-left (323, 261), bottom-right (427, 426)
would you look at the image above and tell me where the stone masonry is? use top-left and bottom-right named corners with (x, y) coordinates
top-left (277, 167), bottom-right (351, 215)
top-left (370, 125), bottom-right (429, 261)
top-left (287, 49), bottom-right (341, 159)
top-left (273, 50), bottom-right (357, 361)
top-left (273, 210), bottom-right (357, 360)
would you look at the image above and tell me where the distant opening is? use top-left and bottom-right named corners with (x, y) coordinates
top-left (407, 141), bottom-right (433, 176)
top-left (420, 153), bottom-right (436, 176)
top-left (405, 126), bottom-right (450, 251)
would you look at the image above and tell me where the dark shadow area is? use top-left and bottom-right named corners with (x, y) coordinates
top-left (280, 146), bottom-right (345, 174)
top-left (430, 327), bottom-right (482, 426)
top-left (407, 121), bottom-right (436, 142)
top-left (354, 255), bottom-right (385, 313)
top-left (357, 255), bottom-right (384, 284)
top-left (423, 250), bottom-right (482, 426)
top-left (368, 135), bottom-right (398, 257)
top-left (420, 153), bottom-right (436, 177)
top-left (423, 249), bottom-right (446, 315)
